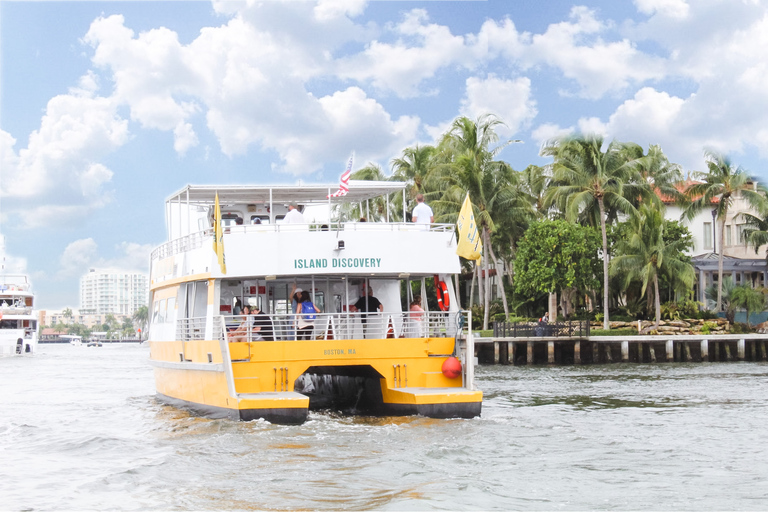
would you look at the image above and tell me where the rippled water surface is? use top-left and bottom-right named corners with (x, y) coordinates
top-left (2, 344), bottom-right (768, 510)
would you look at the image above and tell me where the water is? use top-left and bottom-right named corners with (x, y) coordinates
top-left (2, 345), bottom-right (768, 510)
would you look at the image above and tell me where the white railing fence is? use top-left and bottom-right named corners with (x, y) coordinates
top-left (208, 311), bottom-right (467, 343)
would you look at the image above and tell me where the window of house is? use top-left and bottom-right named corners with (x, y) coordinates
top-left (736, 224), bottom-right (745, 246)
top-left (726, 225), bottom-right (732, 246)
top-left (703, 222), bottom-right (712, 250)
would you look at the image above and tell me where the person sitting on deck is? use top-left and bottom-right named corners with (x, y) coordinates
top-left (251, 305), bottom-right (275, 341)
top-left (230, 305), bottom-right (254, 342)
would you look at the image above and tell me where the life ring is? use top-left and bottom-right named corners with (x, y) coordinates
top-left (434, 276), bottom-right (450, 311)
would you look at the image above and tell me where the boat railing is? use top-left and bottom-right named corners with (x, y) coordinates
top-left (0, 305), bottom-right (33, 315)
top-left (151, 222), bottom-right (454, 260)
top-left (177, 316), bottom-right (208, 341)
top-left (151, 230), bottom-right (209, 260)
top-left (0, 275), bottom-right (31, 291)
top-left (217, 310), bottom-right (468, 342)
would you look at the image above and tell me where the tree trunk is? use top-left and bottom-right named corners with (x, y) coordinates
top-left (598, 197), bottom-right (610, 330)
top-left (474, 261), bottom-right (482, 309)
top-left (717, 212), bottom-right (727, 312)
top-left (487, 238), bottom-right (509, 320)
top-left (454, 274), bottom-right (462, 310)
top-left (469, 264), bottom-right (476, 308)
top-left (483, 228), bottom-right (491, 330)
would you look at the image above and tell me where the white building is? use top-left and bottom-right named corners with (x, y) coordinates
top-left (80, 269), bottom-right (149, 316)
top-left (663, 181), bottom-right (768, 306)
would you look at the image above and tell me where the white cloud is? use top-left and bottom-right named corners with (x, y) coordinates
top-left (523, 7), bottom-right (666, 99)
top-left (58, 238), bottom-right (99, 278)
top-left (634, 0), bottom-right (690, 19)
top-left (531, 123), bottom-right (574, 148)
top-left (0, 88), bottom-right (126, 229)
top-left (460, 75), bottom-right (537, 137)
top-left (57, 238), bottom-right (152, 280)
top-left (336, 9), bottom-right (470, 97)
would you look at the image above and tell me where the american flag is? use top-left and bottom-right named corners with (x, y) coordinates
top-left (328, 153), bottom-right (354, 198)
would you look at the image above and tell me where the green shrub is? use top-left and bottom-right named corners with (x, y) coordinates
top-left (700, 321), bottom-right (715, 334)
top-left (731, 322), bottom-right (752, 334)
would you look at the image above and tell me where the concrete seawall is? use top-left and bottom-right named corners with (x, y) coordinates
top-left (474, 334), bottom-right (768, 365)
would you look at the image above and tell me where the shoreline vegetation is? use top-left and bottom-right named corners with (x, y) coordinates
top-left (351, 114), bottom-right (768, 334)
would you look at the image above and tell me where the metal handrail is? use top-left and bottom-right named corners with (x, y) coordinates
top-left (151, 222), bottom-right (455, 261)
top-left (216, 310), bottom-right (466, 342)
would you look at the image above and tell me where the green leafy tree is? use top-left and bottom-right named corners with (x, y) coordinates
top-left (515, 220), bottom-right (602, 314)
top-left (542, 133), bottom-right (642, 329)
top-left (731, 285), bottom-right (766, 327)
top-left (133, 305), bottom-right (148, 339)
top-left (431, 114), bottom-right (526, 327)
top-left (62, 308), bottom-right (74, 324)
top-left (611, 204), bottom-right (695, 332)
top-left (683, 150), bottom-right (767, 311)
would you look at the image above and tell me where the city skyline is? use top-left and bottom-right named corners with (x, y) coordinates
top-left (2, 0), bottom-right (768, 308)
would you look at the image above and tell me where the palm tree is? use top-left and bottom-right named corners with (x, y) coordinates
top-left (730, 285), bottom-right (766, 327)
top-left (611, 204), bottom-right (695, 332)
top-left (705, 275), bottom-right (737, 323)
top-left (683, 150), bottom-right (766, 311)
top-left (391, 144), bottom-right (436, 200)
top-left (631, 144), bottom-right (685, 208)
top-left (338, 163), bottom-right (392, 222)
top-left (62, 308), bottom-right (73, 325)
top-left (132, 305), bottom-right (148, 339)
top-left (431, 114), bottom-right (522, 328)
top-left (543, 133), bottom-right (643, 329)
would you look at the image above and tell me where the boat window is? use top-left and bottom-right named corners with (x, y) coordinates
top-left (250, 215), bottom-right (270, 224)
top-left (151, 299), bottom-right (161, 324)
top-left (313, 291), bottom-right (325, 312)
top-left (157, 299), bottom-right (167, 324)
top-left (166, 297), bottom-right (176, 323)
top-left (192, 281), bottom-right (208, 318)
top-left (221, 213), bottom-right (242, 227)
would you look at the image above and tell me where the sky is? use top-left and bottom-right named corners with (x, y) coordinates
top-left (2, 0), bottom-right (768, 310)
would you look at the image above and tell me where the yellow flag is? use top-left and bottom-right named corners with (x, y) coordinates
top-left (456, 192), bottom-right (482, 263)
top-left (213, 192), bottom-right (227, 274)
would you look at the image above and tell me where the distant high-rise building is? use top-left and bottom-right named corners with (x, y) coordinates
top-left (80, 269), bottom-right (148, 316)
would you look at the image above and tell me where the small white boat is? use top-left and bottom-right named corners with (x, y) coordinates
top-left (62, 335), bottom-right (83, 347)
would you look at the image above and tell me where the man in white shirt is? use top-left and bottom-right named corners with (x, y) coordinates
top-left (284, 202), bottom-right (305, 224)
top-left (411, 194), bottom-right (434, 224)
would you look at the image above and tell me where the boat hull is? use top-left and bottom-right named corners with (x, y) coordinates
top-left (150, 336), bottom-right (481, 424)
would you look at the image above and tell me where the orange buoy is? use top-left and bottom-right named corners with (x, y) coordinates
top-left (441, 356), bottom-right (462, 379)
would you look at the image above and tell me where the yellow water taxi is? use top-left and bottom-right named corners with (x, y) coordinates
top-left (148, 182), bottom-right (481, 424)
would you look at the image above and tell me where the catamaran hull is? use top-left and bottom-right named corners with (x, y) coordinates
top-left (150, 337), bottom-right (482, 425)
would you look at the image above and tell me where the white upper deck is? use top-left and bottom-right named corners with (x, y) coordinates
top-left (151, 183), bottom-right (461, 285)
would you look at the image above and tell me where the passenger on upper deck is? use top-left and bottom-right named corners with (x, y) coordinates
top-left (284, 202), bottom-right (304, 224)
top-left (412, 194), bottom-right (434, 225)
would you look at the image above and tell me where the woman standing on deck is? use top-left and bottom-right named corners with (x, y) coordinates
top-left (296, 291), bottom-right (321, 340)
top-left (409, 296), bottom-right (425, 337)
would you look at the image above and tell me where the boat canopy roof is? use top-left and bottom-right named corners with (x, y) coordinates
top-left (165, 181), bottom-right (407, 207)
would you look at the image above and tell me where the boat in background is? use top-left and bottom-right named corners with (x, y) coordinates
top-left (0, 274), bottom-right (39, 356)
top-left (62, 335), bottom-right (83, 346)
